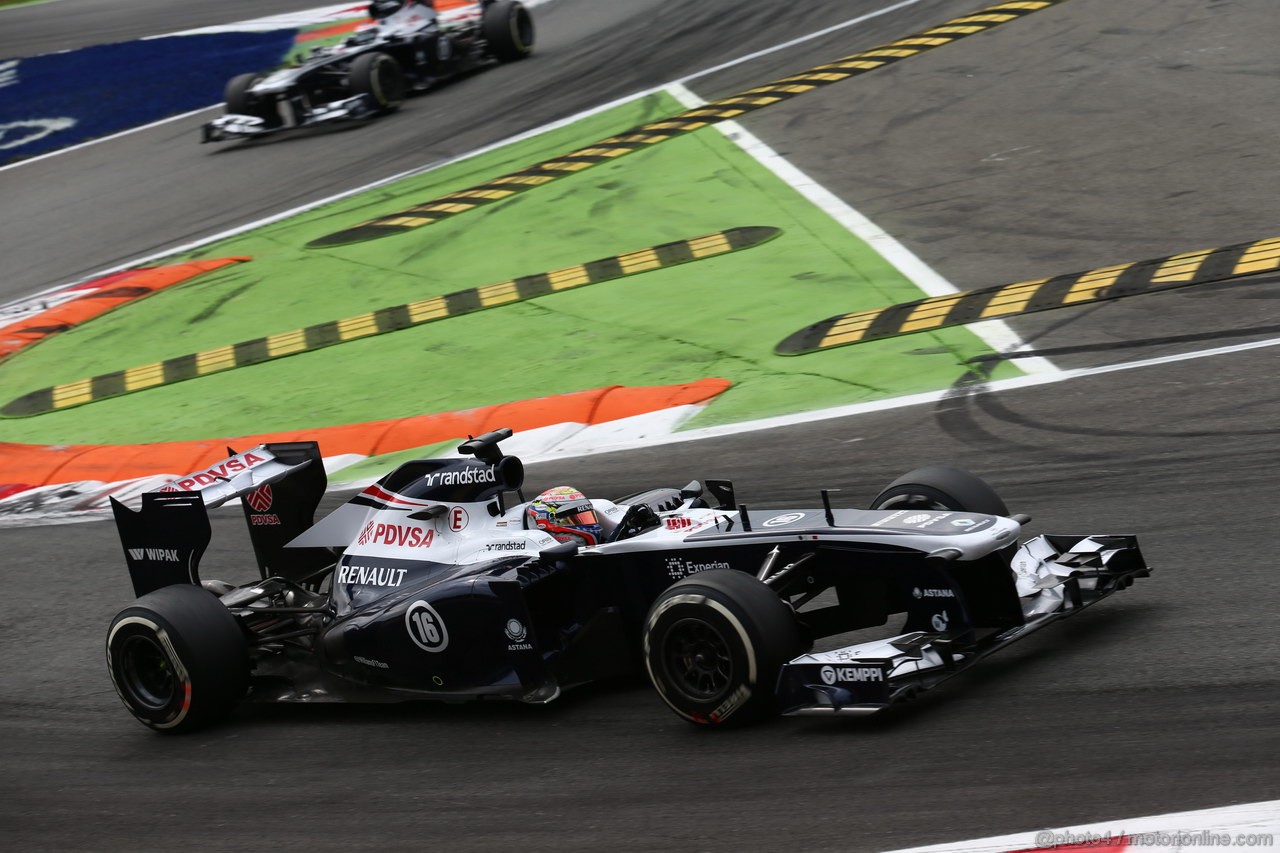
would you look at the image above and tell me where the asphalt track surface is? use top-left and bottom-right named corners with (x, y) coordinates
top-left (0, 0), bottom-right (330, 56)
top-left (2, 0), bottom-right (1279, 851)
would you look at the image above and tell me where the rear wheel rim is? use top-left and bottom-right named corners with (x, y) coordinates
top-left (513, 8), bottom-right (533, 48)
top-left (661, 617), bottom-right (733, 702)
top-left (118, 634), bottom-right (177, 711)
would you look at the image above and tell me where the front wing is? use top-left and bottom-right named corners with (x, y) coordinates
top-left (202, 94), bottom-right (380, 142)
top-left (776, 534), bottom-right (1150, 715)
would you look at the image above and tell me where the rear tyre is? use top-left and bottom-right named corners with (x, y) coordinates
top-left (349, 52), bottom-right (405, 112)
top-left (482, 0), bottom-right (534, 61)
top-left (643, 569), bottom-right (802, 726)
top-left (224, 72), bottom-right (278, 126)
top-left (870, 465), bottom-right (1008, 516)
top-left (106, 585), bottom-right (248, 733)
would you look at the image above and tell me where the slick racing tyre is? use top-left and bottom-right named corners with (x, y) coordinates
top-left (106, 585), bottom-right (248, 733)
top-left (643, 569), bottom-right (802, 726)
top-left (482, 0), bottom-right (534, 62)
top-left (223, 72), bottom-right (279, 127)
top-left (349, 52), bottom-right (405, 111)
top-left (870, 466), bottom-right (1008, 516)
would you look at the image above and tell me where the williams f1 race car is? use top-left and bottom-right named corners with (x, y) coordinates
top-left (201, 0), bottom-right (533, 143)
top-left (105, 428), bottom-right (1149, 732)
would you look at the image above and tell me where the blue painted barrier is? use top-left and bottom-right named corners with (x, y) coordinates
top-left (0, 30), bottom-right (297, 164)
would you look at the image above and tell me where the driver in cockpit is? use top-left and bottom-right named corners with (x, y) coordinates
top-left (524, 486), bottom-right (611, 547)
top-left (365, 0), bottom-right (453, 76)
top-left (368, 0), bottom-right (435, 26)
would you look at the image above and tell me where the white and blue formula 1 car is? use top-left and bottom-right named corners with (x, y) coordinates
top-left (202, 0), bottom-right (533, 143)
top-left (105, 428), bottom-right (1149, 732)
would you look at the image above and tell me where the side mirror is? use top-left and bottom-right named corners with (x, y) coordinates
top-left (705, 479), bottom-right (736, 510)
top-left (538, 540), bottom-right (579, 566)
top-left (679, 480), bottom-right (702, 499)
top-left (407, 505), bottom-right (448, 521)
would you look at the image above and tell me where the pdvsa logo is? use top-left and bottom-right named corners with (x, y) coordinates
top-left (166, 452), bottom-right (268, 491)
top-left (357, 522), bottom-right (434, 548)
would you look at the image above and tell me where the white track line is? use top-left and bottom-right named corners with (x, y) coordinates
top-left (671, 0), bottom-right (930, 88)
top-left (167, 3), bottom-right (372, 35)
top-left (528, 335), bottom-right (1280, 459)
top-left (665, 81), bottom-right (1060, 376)
top-left (881, 798), bottom-right (1280, 853)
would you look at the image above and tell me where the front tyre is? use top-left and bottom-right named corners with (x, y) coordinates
top-left (348, 52), bottom-right (405, 112)
top-left (482, 0), bottom-right (534, 62)
top-left (643, 569), bottom-right (802, 726)
top-left (224, 72), bottom-right (279, 126)
top-left (106, 585), bottom-right (248, 733)
top-left (870, 465), bottom-right (1008, 516)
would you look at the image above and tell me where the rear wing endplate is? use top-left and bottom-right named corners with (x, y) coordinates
top-left (111, 441), bottom-right (333, 597)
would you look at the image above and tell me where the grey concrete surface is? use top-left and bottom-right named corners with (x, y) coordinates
top-left (1, 0), bottom-right (1278, 850)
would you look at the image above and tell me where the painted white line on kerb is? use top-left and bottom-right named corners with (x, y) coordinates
top-left (880, 797), bottom-right (1280, 853)
top-left (664, 81), bottom-right (1060, 377)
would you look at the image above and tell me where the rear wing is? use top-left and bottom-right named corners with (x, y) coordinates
top-left (111, 442), bottom-right (334, 597)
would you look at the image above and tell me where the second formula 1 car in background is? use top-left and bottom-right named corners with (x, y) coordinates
top-left (202, 0), bottom-right (533, 143)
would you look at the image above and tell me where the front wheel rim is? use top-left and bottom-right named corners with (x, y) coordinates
top-left (661, 617), bottom-right (734, 702)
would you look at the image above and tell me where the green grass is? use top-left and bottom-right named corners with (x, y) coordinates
top-left (0, 91), bottom-right (1021, 446)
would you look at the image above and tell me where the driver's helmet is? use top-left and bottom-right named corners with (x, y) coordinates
top-left (525, 487), bottom-right (603, 546)
top-left (368, 0), bottom-right (405, 19)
